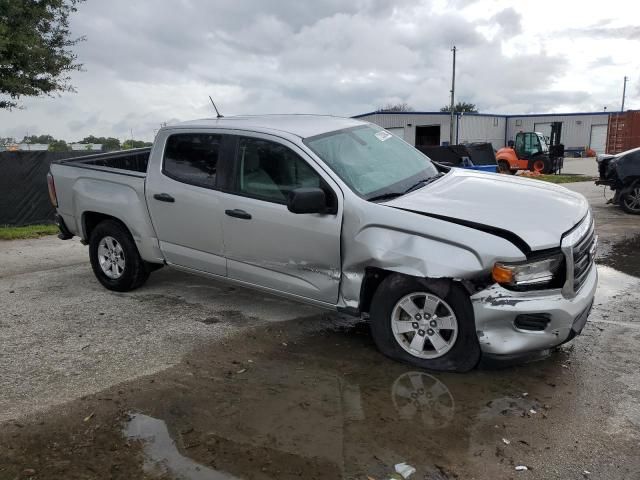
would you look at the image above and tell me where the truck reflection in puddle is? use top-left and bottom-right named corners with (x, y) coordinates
top-left (126, 413), bottom-right (239, 480)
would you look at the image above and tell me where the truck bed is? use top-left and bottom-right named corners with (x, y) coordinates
top-left (56, 148), bottom-right (151, 174)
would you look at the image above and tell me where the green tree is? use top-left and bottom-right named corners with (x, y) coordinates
top-left (0, 0), bottom-right (85, 109)
top-left (440, 102), bottom-right (478, 113)
top-left (79, 135), bottom-right (121, 151)
top-left (378, 103), bottom-right (414, 112)
top-left (22, 134), bottom-right (56, 144)
top-left (47, 139), bottom-right (70, 152)
top-left (122, 139), bottom-right (152, 150)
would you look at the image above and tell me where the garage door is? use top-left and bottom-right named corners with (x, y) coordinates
top-left (590, 124), bottom-right (608, 155)
top-left (386, 127), bottom-right (405, 140)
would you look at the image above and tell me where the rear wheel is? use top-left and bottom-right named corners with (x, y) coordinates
top-left (89, 220), bottom-right (150, 291)
top-left (369, 274), bottom-right (480, 372)
top-left (621, 186), bottom-right (640, 214)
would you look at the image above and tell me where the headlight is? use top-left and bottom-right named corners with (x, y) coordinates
top-left (492, 254), bottom-right (564, 288)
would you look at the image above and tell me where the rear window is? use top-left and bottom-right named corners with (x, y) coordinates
top-left (163, 133), bottom-right (221, 188)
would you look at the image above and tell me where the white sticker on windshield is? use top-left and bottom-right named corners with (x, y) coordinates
top-left (375, 130), bottom-right (392, 142)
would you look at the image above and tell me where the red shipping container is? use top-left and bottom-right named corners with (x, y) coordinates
top-left (606, 110), bottom-right (640, 154)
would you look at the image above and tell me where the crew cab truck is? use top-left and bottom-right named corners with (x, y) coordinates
top-left (48, 115), bottom-right (597, 372)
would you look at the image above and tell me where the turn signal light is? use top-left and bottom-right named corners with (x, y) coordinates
top-left (492, 264), bottom-right (513, 284)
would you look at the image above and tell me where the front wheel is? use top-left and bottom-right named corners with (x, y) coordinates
top-left (497, 160), bottom-right (514, 175)
top-left (369, 275), bottom-right (480, 372)
top-left (529, 157), bottom-right (550, 174)
top-left (621, 185), bottom-right (640, 214)
top-left (89, 219), bottom-right (150, 291)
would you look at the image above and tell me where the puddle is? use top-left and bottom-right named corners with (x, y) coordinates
top-left (598, 235), bottom-right (640, 277)
top-left (126, 413), bottom-right (239, 479)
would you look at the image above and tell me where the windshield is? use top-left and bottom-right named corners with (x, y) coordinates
top-left (304, 125), bottom-right (439, 199)
top-left (537, 133), bottom-right (549, 152)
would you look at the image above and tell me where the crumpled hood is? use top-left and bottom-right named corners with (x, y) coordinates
top-left (383, 169), bottom-right (589, 252)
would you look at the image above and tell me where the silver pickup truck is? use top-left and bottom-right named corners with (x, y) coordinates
top-left (48, 115), bottom-right (597, 371)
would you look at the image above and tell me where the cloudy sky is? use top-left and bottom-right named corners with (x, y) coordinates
top-left (1, 0), bottom-right (639, 141)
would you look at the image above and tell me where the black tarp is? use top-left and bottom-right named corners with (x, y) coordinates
top-left (417, 143), bottom-right (497, 166)
top-left (0, 151), bottom-right (88, 226)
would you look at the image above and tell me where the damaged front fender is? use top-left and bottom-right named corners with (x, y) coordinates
top-left (337, 203), bottom-right (526, 311)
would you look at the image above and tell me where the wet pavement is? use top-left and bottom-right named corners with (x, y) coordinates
top-left (2, 183), bottom-right (640, 479)
top-left (2, 259), bottom-right (640, 479)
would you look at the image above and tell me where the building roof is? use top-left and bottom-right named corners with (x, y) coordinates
top-left (353, 110), bottom-right (612, 119)
top-left (170, 114), bottom-right (366, 139)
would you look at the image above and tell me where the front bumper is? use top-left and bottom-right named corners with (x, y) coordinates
top-left (470, 264), bottom-right (597, 356)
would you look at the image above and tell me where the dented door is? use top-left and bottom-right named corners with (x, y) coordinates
top-left (220, 134), bottom-right (343, 304)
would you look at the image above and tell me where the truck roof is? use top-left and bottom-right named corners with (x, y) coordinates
top-left (170, 114), bottom-right (366, 139)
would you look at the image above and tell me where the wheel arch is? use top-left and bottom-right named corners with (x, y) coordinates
top-left (359, 268), bottom-right (461, 314)
top-left (81, 210), bottom-right (164, 263)
top-left (82, 211), bottom-right (130, 242)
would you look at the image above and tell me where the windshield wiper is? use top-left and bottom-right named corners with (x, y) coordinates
top-left (402, 172), bottom-right (445, 195)
top-left (367, 173), bottom-right (446, 203)
top-left (367, 191), bottom-right (405, 202)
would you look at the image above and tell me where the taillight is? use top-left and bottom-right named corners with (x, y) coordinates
top-left (47, 172), bottom-right (58, 207)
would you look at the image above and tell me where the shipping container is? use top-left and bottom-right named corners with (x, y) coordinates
top-left (606, 111), bottom-right (640, 154)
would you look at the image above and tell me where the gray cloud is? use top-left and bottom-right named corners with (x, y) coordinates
top-left (565, 25), bottom-right (640, 40)
top-left (491, 7), bottom-right (522, 36)
top-left (0, 0), bottom-right (615, 141)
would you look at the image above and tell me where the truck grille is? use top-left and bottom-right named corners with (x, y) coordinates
top-left (561, 211), bottom-right (596, 297)
top-left (572, 224), bottom-right (595, 292)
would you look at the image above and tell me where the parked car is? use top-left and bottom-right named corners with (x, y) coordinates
top-left (596, 147), bottom-right (640, 214)
top-left (48, 115), bottom-right (597, 371)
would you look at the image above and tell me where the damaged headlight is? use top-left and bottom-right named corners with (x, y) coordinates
top-left (492, 254), bottom-right (564, 289)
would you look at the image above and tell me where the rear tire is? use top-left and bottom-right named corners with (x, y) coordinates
top-left (89, 220), bottom-right (150, 291)
top-left (369, 274), bottom-right (480, 372)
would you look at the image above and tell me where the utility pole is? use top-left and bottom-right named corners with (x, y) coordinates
top-left (621, 76), bottom-right (628, 112)
top-left (449, 46), bottom-right (457, 145)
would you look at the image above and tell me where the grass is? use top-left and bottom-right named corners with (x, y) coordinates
top-left (0, 224), bottom-right (59, 240)
top-left (522, 174), bottom-right (595, 184)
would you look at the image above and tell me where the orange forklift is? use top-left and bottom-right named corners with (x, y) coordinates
top-left (496, 122), bottom-right (564, 174)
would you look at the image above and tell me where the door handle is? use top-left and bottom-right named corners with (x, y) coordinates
top-left (225, 209), bottom-right (252, 220)
top-left (153, 193), bottom-right (175, 203)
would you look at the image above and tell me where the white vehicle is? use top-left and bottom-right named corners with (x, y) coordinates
top-left (48, 115), bottom-right (597, 371)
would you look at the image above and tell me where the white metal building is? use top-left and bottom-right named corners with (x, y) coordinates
top-left (354, 111), bottom-right (611, 155)
top-left (69, 143), bottom-right (103, 151)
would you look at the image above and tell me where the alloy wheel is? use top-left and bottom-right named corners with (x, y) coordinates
top-left (97, 236), bottom-right (126, 279)
top-left (390, 292), bottom-right (459, 359)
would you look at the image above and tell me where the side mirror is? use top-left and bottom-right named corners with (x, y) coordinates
top-left (287, 187), bottom-right (327, 214)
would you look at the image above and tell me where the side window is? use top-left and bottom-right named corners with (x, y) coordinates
top-left (235, 137), bottom-right (322, 203)
top-left (163, 133), bottom-right (221, 188)
top-left (523, 133), bottom-right (541, 155)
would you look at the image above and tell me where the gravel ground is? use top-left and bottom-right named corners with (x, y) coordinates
top-left (0, 238), bottom-right (321, 423)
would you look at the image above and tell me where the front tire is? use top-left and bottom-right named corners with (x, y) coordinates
top-left (498, 160), bottom-right (514, 175)
top-left (369, 275), bottom-right (480, 372)
top-left (89, 220), bottom-right (150, 291)
top-left (621, 185), bottom-right (640, 214)
top-left (529, 156), bottom-right (550, 174)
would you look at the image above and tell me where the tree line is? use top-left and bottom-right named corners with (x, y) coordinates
top-left (378, 102), bottom-right (478, 113)
top-left (0, 135), bottom-right (152, 152)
